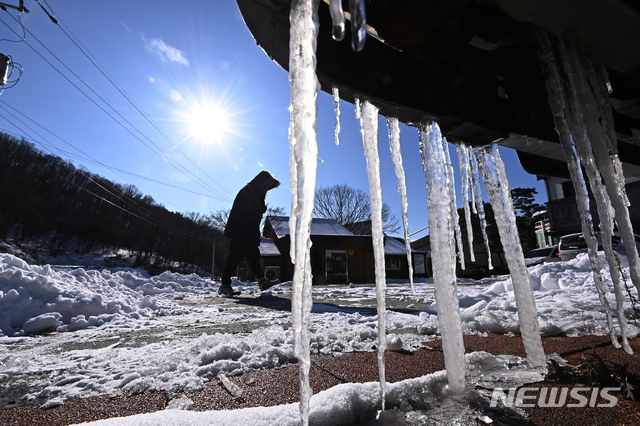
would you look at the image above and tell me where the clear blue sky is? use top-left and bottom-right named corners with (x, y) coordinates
top-left (0, 0), bottom-right (545, 239)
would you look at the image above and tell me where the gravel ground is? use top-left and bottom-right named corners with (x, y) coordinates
top-left (1, 334), bottom-right (638, 426)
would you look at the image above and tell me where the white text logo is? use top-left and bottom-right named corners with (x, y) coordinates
top-left (489, 387), bottom-right (620, 408)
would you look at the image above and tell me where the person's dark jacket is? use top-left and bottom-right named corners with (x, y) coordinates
top-left (224, 171), bottom-right (280, 243)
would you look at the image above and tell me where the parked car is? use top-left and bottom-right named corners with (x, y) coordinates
top-left (524, 246), bottom-right (560, 266)
top-left (558, 232), bottom-right (640, 262)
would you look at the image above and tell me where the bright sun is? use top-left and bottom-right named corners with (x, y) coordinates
top-left (187, 104), bottom-right (229, 144)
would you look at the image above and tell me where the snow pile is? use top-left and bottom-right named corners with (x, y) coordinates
top-left (1, 250), bottom-right (639, 423)
top-left (0, 254), bottom-right (212, 336)
top-left (424, 252), bottom-right (640, 338)
top-left (0, 252), bottom-right (425, 406)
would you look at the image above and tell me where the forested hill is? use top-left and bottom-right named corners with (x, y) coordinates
top-left (0, 132), bottom-right (225, 274)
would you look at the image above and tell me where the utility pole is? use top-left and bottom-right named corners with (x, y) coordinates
top-left (0, 1), bottom-right (29, 13)
top-left (211, 239), bottom-right (216, 282)
top-left (0, 1), bottom-right (28, 93)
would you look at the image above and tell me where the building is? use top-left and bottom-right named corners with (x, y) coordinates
top-left (518, 153), bottom-right (640, 243)
top-left (411, 233), bottom-right (509, 279)
top-left (238, 216), bottom-right (427, 284)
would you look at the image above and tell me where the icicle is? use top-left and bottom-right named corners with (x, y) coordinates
top-left (538, 33), bottom-right (631, 352)
top-left (332, 86), bottom-right (341, 145)
top-left (468, 149), bottom-right (478, 215)
top-left (361, 100), bottom-right (387, 410)
top-left (443, 137), bottom-right (465, 270)
top-left (587, 64), bottom-right (617, 155)
top-left (470, 152), bottom-right (493, 270)
top-left (562, 43), bottom-right (640, 302)
top-left (218, 373), bottom-right (242, 398)
top-left (289, 122), bottom-right (298, 264)
top-left (328, 0), bottom-right (345, 41)
top-left (535, 31), bottom-right (622, 350)
top-left (386, 116), bottom-right (414, 293)
top-left (475, 144), bottom-right (546, 368)
top-left (288, 1), bottom-right (321, 424)
top-left (418, 119), bottom-right (466, 394)
top-left (348, 0), bottom-right (367, 52)
top-left (591, 64), bottom-right (629, 210)
top-left (457, 143), bottom-right (475, 263)
top-left (562, 43), bottom-right (632, 353)
top-left (355, 96), bottom-right (361, 119)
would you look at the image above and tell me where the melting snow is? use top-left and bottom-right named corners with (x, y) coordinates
top-left (1, 251), bottom-right (638, 425)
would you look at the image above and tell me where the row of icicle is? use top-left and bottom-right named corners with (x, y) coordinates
top-left (287, 1), bottom-right (639, 425)
top-left (536, 31), bottom-right (640, 354)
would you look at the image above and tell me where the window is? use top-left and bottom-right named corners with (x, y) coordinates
top-left (413, 254), bottom-right (426, 275)
top-left (525, 247), bottom-right (554, 258)
top-left (326, 250), bottom-right (348, 283)
top-left (559, 235), bottom-right (587, 250)
top-left (385, 257), bottom-right (401, 270)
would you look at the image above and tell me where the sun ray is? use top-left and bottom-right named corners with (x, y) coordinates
top-left (185, 102), bottom-right (229, 145)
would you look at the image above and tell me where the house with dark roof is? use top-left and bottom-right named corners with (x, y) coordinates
top-left (245, 216), bottom-right (427, 285)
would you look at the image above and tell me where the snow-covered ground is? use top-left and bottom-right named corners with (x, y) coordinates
top-left (1, 250), bottom-right (638, 425)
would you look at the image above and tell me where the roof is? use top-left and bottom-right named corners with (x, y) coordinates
top-left (385, 237), bottom-right (417, 255)
top-left (411, 234), bottom-right (431, 251)
top-left (267, 216), bottom-right (355, 239)
top-left (259, 239), bottom-right (281, 257)
top-left (266, 216), bottom-right (424, 257)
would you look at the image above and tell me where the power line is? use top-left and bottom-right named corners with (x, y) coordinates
top-left (0, 114), bottom-right (223, 244)
top-left (0, 12), bottom-right (233, 203)
top-left (0, 4), bottom-right (24, 42)
top-left (74, 182), bottom-right (213, 248)
top-left (0, 6), bottom-right (228, 256)
top-left (34, 2), bottom-right (233, 198)
top-left (409, 225), bottom-right (429, 237)
top-left (0, 101), bottom-right (231, 202)
top-left (0, 120), bottom-right (216, 246)
top-left (44, 7), bottom-right (233, 198)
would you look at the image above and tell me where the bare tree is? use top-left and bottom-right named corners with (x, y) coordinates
top-left (314, 184), bottom-right (400, 235)
top-left (207, 208), bottom-right (230, 232)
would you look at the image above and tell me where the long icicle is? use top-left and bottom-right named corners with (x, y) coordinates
top-left (418, 119), bottom-right (466, 394)
top-left (288, 0), bottom-right (320, 424)
top-left (444, 138), bottom-right (465, 270)
top-left (470, 150), bottom-right (493, 270)
top-left (361, 100), bottom-right (388, 410)
top-left (567, 46), bottom-right (640, 300)
top-left (556, 36), bottom-right (632, 352)
top-left (387, 116), bottom-right (414, 294)
top-left (535, 31), bottom-right (621, 351)
top-left (332, 86), bottom-right (341, 145)
top-left (475, 144), bottom-right (546, 367)
top-left (457, 143), bottom-right (476, 263)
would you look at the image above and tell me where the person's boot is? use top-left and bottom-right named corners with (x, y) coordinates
top-left (258, 277), bottom-right (278, 291)
top-left (218, 285), bottom-right (238, 296)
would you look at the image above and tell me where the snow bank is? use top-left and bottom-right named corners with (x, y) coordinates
top-left (0, 254), bottom-right (207, 336)
top-left (424, 252), bottom-right (640, 338)
top-left (0, 252), bottom-right (424, 405)
top-left (2, 250), bottom-right (639, 413)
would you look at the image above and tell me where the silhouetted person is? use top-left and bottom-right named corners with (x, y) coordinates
top-left (219, 171), bottom-right (280, 296)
